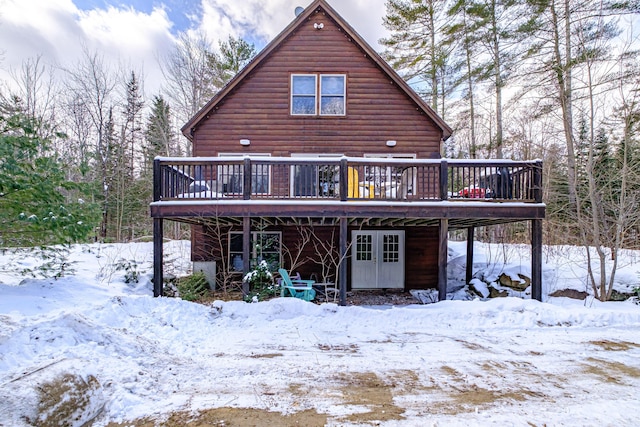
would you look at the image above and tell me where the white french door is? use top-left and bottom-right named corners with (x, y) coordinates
top-left (351, 230), bottom-right (404, 289)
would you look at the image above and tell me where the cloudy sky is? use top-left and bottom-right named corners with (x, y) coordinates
top-left (0, 0), bottom-right (389, 96)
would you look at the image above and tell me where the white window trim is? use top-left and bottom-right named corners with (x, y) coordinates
top-left (291, 74), bottom-right (317, 116)
top-left (291, 74), bottom-right (346, 116)
top-left (319, 74), bottom-right (346, 116)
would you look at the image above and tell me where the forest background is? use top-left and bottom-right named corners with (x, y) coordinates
top-left (1, 0), bottom-right (639, 302)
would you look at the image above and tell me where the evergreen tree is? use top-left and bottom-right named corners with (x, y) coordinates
top-left (0, 113), bottom-right (99, 246)
top-left (122, 71), bottom-right (144, 175)
top-left (143, 95), bottom-right (174, 174)
top-left (99, 106), bottom-right (118, 240)
top-left (381, 0), bottom-right (456, 118)
top-left (209, 36), bottom-right (257, 88)
top-left (116, 71), bottom-right (145, 241)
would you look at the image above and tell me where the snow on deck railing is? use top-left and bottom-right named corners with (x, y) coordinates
top-left (153, 157), bottom-right (542, 204)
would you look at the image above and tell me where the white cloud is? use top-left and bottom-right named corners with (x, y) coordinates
top-left (1, 0), bottom-right (82, 69)
top-left (0, 0), bottom-right (389, 99)
top-left (77, 6), bottom-right (173, 53)
top-left (75, 5), bottom-right (175, 94)
top-left (0, 0), bottom-right (174, 95)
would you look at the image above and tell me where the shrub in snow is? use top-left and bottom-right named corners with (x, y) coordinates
top-left (18, 245), bottom-right (75, 279)
top-left (177, 271), bottom-right (209, 301)
top-left (243, 260), bottom-right (275, 302)
top-left (114, 258), bottom-right (140, 283)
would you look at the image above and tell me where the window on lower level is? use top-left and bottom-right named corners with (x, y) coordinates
top-left (228, 231), bottom-right (282, 273)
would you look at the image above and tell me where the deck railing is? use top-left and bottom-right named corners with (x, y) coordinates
top-left (153, 157), bottom-right (543, 204)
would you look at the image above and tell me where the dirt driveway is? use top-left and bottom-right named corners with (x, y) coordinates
top-left (107, 335), bottom-right (640, 426)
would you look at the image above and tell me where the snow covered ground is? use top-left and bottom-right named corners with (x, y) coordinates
top-left (0, 240), bottom-right (639, 426)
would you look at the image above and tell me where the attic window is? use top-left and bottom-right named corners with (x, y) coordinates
top-left (291, 74), bottom-right (345, 116)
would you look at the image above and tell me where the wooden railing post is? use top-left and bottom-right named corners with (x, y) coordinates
top-left (440, 160), bottom-right (448, 200)
top-left (243, 157), bottom-right (252, 200)
top-left (533, 161), bottom-right (543, 203)
top-left (340, 157), bottom-right (348, 201)
top-left (153, 158), bottom-right (162, 202)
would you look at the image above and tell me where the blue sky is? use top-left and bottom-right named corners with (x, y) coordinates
top-left (0, 0), bottom-right (388, 96)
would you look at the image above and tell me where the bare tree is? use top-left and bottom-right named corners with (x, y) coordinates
top-left (572, 21), bottom-right (640, 301)
top-left (63, 47), bottom-right (118, 239)
top-left (8, 55), bottom-right (59, 140)
top-left (281, 226), bottom-right (313, 274)
top-left (160, 31), bottom-right (217, 150)
top-left (306, 226), bottom-right (358, 289)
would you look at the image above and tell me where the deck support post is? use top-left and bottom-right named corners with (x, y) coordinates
top-left (153, 218), bottom-right (163, 297)
top-left (438, 218), bottom-right (448, 301)
top-left (531, 219), bottom-right (543, 301)
top-left (466, 226), bottom-right (475, 285)
top-left (242, 216), bottom-right (251, 296)
top-left (339, 217), bottom-right (348, 306)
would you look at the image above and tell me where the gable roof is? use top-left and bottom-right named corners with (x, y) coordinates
top-left (181, 0), bottom-right (453, 141)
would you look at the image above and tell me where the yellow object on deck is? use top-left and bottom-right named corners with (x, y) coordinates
top-left (365, 183), bottom-right (374, 198)
top-left (347, 167), bottom-right (359, 198)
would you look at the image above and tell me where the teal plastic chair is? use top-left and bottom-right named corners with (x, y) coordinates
top-left (278, 268), bottom-right (316, 301)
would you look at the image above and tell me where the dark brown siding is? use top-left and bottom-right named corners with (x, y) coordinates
top-left (192, 14), bottom-right (442, 158)
top-left (405, 227), bottom-right (439, 290)
top-left (192, 224), bottom-right (228, 262)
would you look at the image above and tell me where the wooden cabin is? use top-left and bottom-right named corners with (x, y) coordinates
top-left (150, 0), bottom-right (545, 304)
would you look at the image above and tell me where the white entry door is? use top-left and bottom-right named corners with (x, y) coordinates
top-left (351, 230), bottom-right (405, 289)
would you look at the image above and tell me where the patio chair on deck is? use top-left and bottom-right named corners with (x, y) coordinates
top-left (278, 268), bottom-right (316, 302)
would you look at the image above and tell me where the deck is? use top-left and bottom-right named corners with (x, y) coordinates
top-left (151, 156), bottom-right (544, 228)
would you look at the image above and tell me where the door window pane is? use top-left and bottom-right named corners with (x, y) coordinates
top-left (356, 235), bottom-right (372, 261)
top-left (252, 163), bottom-right (270, 194)
top-left (220, 164), bottom-right (243, 194)
top-left (383, 234), bottom-right (399, 263)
